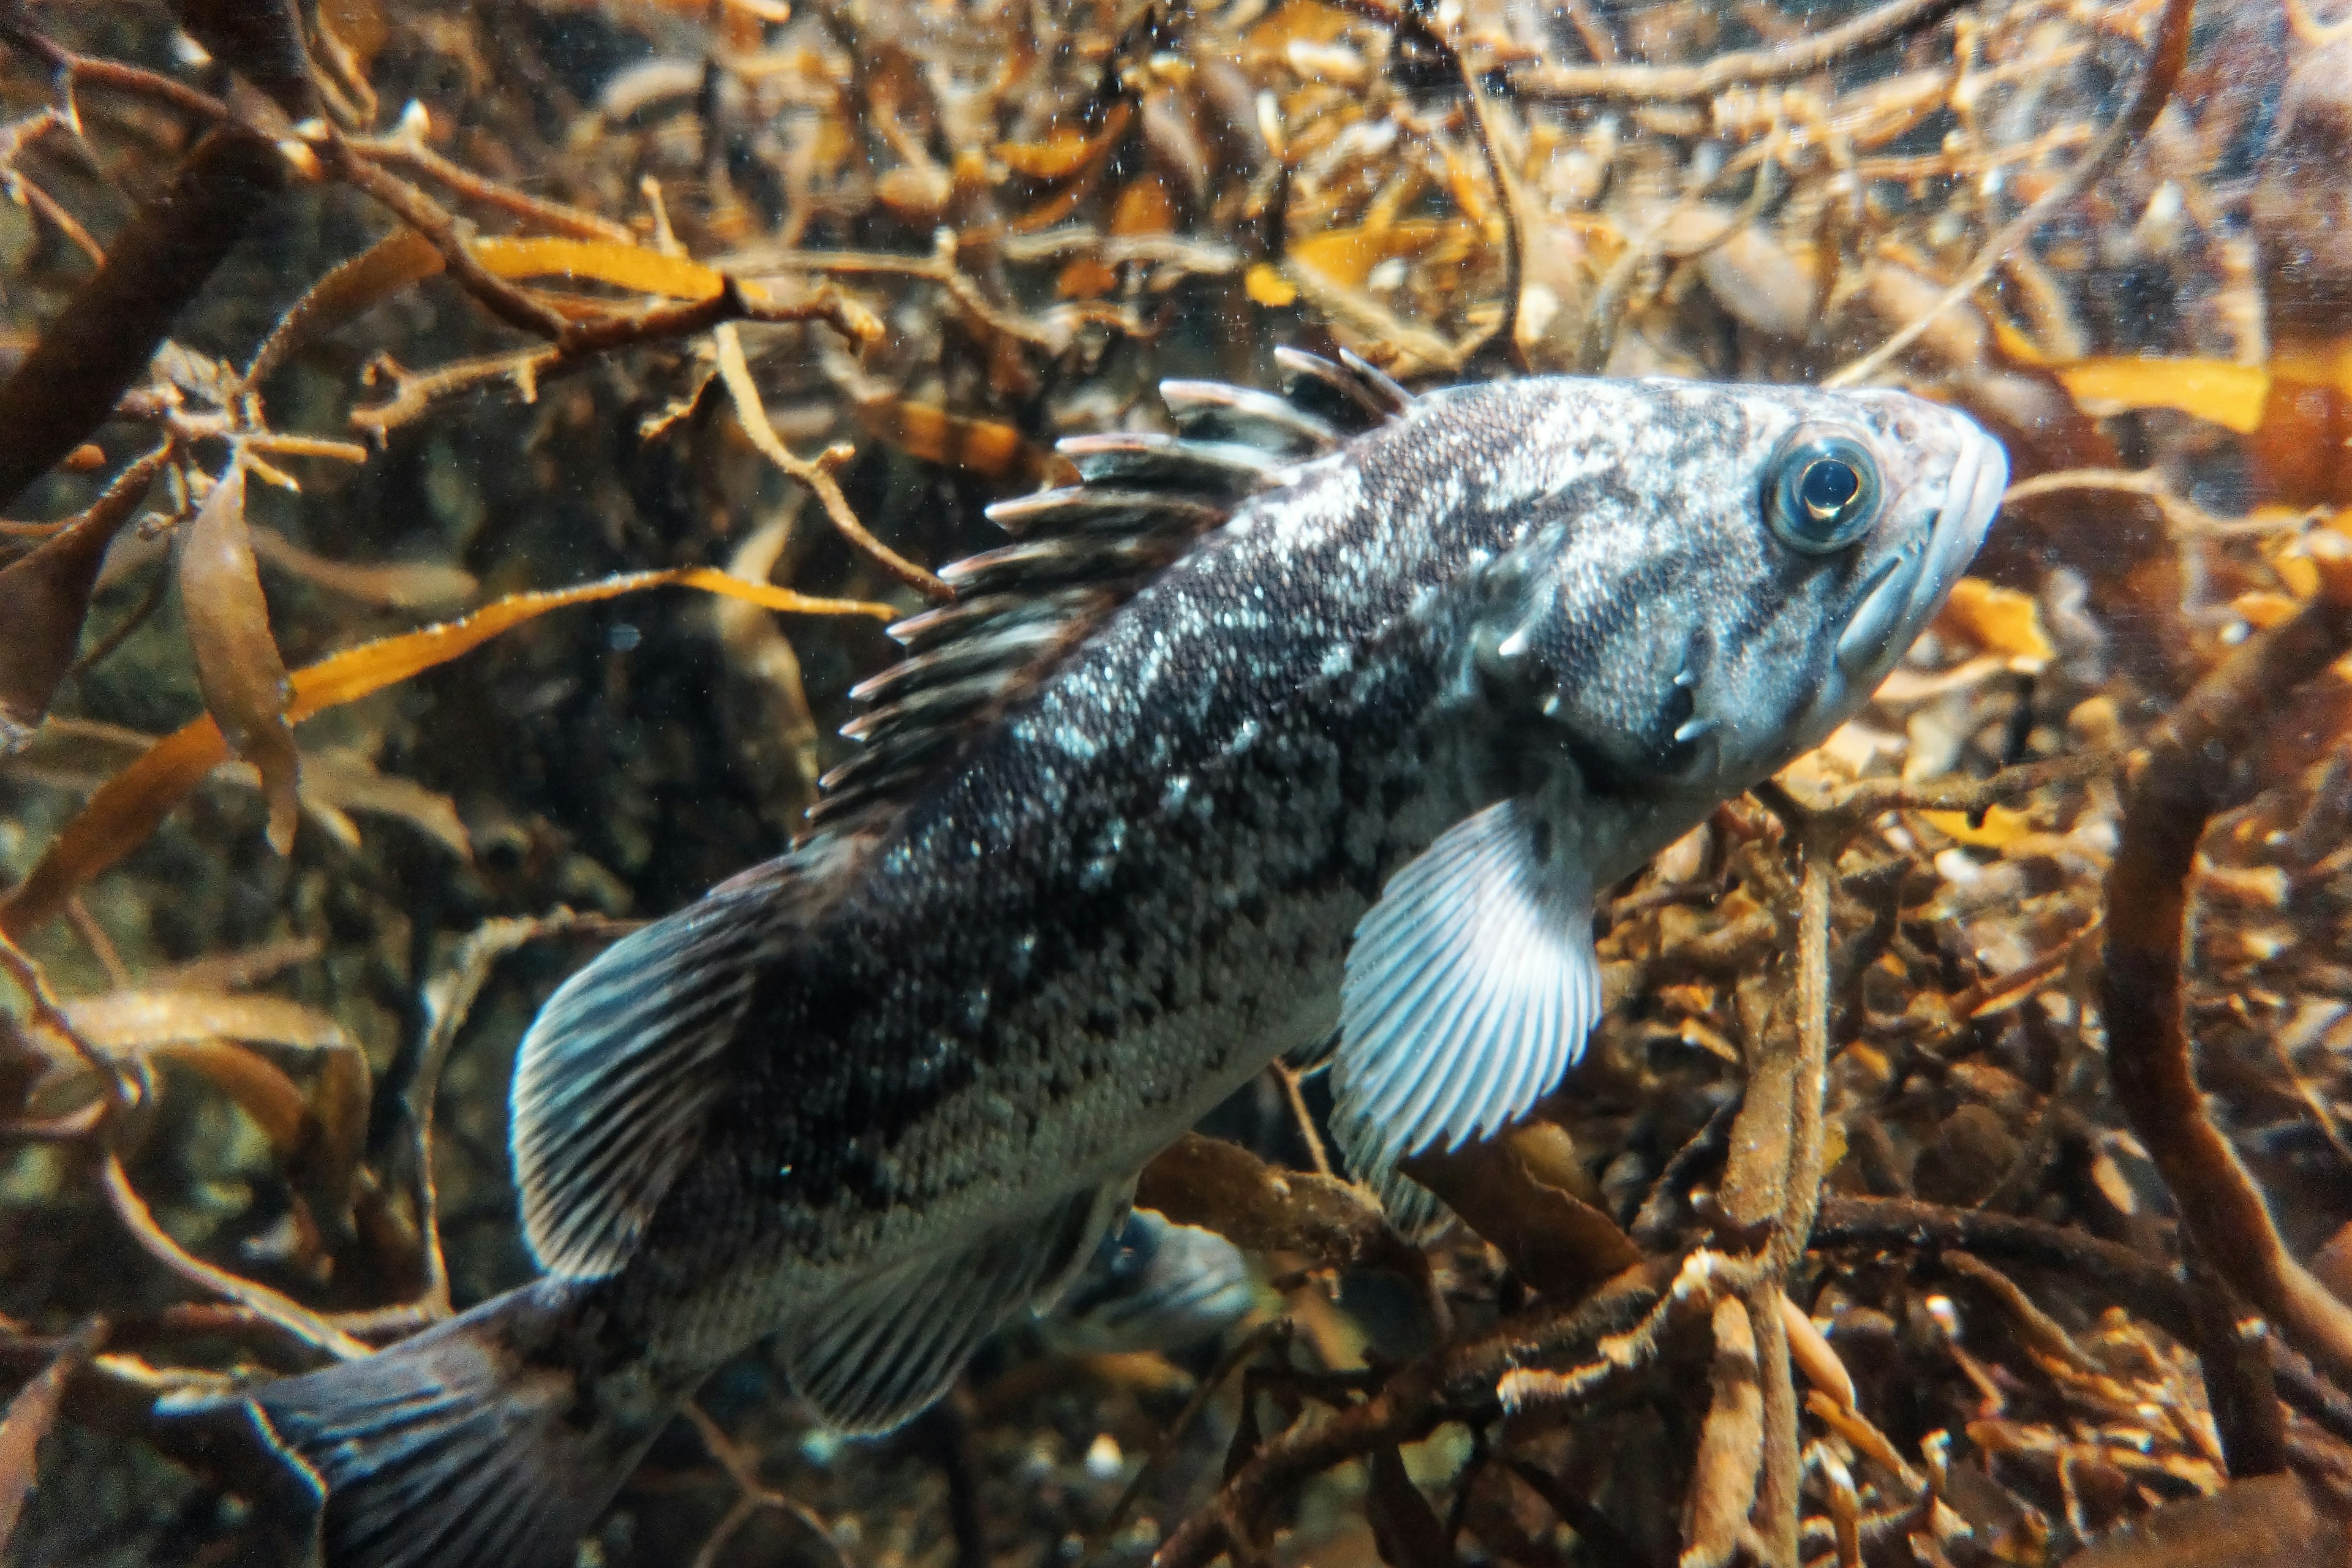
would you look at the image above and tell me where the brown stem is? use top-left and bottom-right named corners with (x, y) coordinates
top-left (1152, 1263), bottom-right (1667, 1568)
top-left (1812, 1195), bottom-right (2188, 1329)
top-left (2100, 548), bottom-right (2352, 1385)
top-left (1453, 48), bottom-right (1525, 372)
top-left (2185, 1248), bottom-right (2289, 1478)
top-left (0, 130), bottom-right (281, 509)
top-left (1512, 0), bottom-right (1970, 102)
top-left (320, 138), bottom-right (570, 342)
top-left (713, 324), bottom-right (948, 600)
top-left (349, 134), bottom-right (636, 243)
top-left (1746, 1284), bottom-right (1800, 1568)
top-left (0, 31), bottom-right (233, 125)
top-left (1776, 856), bottom-right (1833, 1273)
top-left (1803, 750), bottom-right (2112, 839)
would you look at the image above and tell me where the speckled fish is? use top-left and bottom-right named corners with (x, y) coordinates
top-left (232, 353), bottom-right (2006, 1568)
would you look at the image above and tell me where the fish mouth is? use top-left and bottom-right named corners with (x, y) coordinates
top-left (1904, 424), bottom-right (2008, 629)
top-left (1833, 423), bottom-right (2007, 679)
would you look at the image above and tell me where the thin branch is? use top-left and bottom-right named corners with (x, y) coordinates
top-left (0, 31), bottom-right (233, 124)
top-left (347, 280), bottom-right (881, 442)
top-left (1153, 1261), bottom-right (1670, 1568)
top-left (682, 1402), bottom-right (852, 1568)
top-left (361, 910), bottom-right (630, 1330)
top-left (350, 346), bottom-right (559, 439)
top-left (728, 234), bottom-right (1142, 353)
top-left (1823, 0), bottom-right (2195, 388)
top-left (1453, 45), bottom-right (1525, 371)
top-left (318, 134), bottom-right (571, 342)
top-left (1271, 1062), bottom-right (1333, 1178)
top-left (1789, 750), bottom-right (2113, 840)
top-left (100, 1155), bottom-right (367, 1362)
top-left (1811, 1196), bottom-right (2190, 1334)
top-left (1089, 1319), bottom-right (1288, 1559)
top-left (13, 168), bottom-right (104, 268)
top-left (348, 132), bottom-right (636, 243)
top-left (714, 323), bottom-right (949, 600)
top-left (1510, 0), bottom-right (1970, 102)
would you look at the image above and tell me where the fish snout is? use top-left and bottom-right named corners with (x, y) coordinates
top-left (1905, 423), bottom-right (2008, 629)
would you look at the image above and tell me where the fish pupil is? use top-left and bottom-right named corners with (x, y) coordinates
top-left (1763, 429), bottom-right (1882, 554)
top-left (1800, 458), bottom-right (1861, 521)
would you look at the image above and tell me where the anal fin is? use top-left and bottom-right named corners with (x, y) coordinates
top-left (784, 1180), bottom-right (1131, 1433)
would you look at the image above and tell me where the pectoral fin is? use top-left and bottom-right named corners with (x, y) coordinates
top-left (1331, 798), bottom-right (1602, 1186)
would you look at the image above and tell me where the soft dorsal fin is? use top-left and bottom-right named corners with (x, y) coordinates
top-left (800, 352), bottom-right (1412, 843)
top-left (510, 842), bottom-right (850, 1279)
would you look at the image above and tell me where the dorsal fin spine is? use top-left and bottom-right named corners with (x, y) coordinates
top-left (1158, 379), bottom-right (1343, 453)
top-left (801, 353), bottom-right (1408, 846)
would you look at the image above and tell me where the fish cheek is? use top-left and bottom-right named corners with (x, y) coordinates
top-left (1710, 565), bottom-right (1849, 766)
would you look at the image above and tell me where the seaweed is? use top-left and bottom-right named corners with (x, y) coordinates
top-left (4, 0), bottom-right (2352, 1566)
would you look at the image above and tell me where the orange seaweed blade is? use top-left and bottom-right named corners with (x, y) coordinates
top-left (0, 570), bottom-right (896, 937)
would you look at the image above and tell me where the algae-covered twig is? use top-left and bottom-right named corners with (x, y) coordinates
top-left (2101, 541), bottom-right (2352, 1386)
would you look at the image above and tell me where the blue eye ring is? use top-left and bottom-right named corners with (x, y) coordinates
top-left (1765, 429), bottom-right (1883, 554)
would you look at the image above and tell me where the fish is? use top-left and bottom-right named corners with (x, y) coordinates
top-left (221, 352), bottom-right (2006, 1568)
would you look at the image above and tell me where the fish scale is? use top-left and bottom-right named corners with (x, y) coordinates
top-left (218, 355), bottom-right (2007, 1568)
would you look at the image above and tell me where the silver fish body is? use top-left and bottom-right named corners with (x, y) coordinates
top-left (231, 357), bottom-right (2005, 1568)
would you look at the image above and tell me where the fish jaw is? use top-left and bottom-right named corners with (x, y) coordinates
top-left (1799, 410), bottom-right (2008, 752)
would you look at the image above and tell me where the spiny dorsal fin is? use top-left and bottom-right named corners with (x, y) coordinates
top-left (800, 351), bottom-right (1414, 842)
top-left (1275, 346), bottom-right (1413, 427)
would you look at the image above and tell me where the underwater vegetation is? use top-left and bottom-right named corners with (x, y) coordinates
top-left (2, 0), bottom-right (2352, 1565)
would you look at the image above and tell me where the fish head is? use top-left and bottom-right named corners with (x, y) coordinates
top-left (1473, 380), bottom-right (2007, 804)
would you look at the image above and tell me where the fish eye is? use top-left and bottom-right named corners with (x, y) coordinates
top-left (1765, 430), bottom-right (1883, 554)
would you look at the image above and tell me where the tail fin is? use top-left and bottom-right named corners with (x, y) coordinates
top-left (243, 1280), bottom-right (666, 1568)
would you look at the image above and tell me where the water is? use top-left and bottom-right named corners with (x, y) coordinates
top-left (1, 1), bottom-right (2348, 1564)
